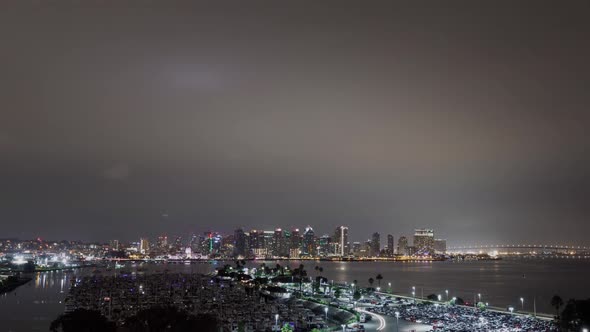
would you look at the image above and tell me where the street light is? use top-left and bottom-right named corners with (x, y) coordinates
top-left (275, 314), bottom-right (278, 327)
top-left (520, 297), bottom-right (524, 311)
top-left (341, 324), bottom-right (346, 332)
top-left (377, 287), bottom-right (381, 292)
top-left (324, 307), bottom-right (328, 320)
top-left (509, 306), bottom-right (514, 314)
top-left (445, 289), bottom-right (449, 300)
top-left (582, 328), bottom-right (588, 332)
top-left (395, 311), bottom-right (400, 332)
top-left (478, 293), bottom-right (481, 302)
top-left (438, 294), bottom-right (442, 302)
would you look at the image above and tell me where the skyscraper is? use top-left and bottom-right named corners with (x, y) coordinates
top-left (352, 242), bottom-right (361, 256)
top-left (434, 239), bottom-right (447, 254)
top-left (157, 235), bottom-right (168, 249)
top-left (289, 228), bottom-right (301, 258)
top-left (139, 238), bottom-right (149, 254)
top-left (109, 239), bottom-right (120, 251)
top-left (273, 228), bottom-right (288, 257)
top-left (370, 232), bottom-right (380, 257)
top-left (318, 235), bottom-right (331, 256)
top-left (234, 228), bottom-right (247, 257)
top-left (302, 226), bottom-right (316, 256)
top-left (387, 234), bottom-right (394, 256)
top-left (397, 236), bottom-right (408, 256)
top-left (414, 228), bottom-right (435, 254)
top-left (263, 231), bottom-right (274, 257)
top-left (333, 226), bottom-right (349, 256)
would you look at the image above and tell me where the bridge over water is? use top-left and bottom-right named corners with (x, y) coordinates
top-left (447, 244), bottom-right (589, 253)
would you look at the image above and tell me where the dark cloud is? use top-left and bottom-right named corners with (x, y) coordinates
top-left (1, 1), bottom-right (589, 244)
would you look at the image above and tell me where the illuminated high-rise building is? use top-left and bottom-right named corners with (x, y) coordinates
top-left (370, 232), bottom-right (380, 256)
top-left (273, 228), bottom-right (288, 257)
top-left (318, 235), bottom-right (331, 256)
top-left (290, 228), bottom-right (301, 249)
top-left (413, 228), bottom-right (435, 254)
top-left (157, 235), bottom-right (168, 249)
top-left (234, 228), bottom-right (247, 257)
top-left (397, 236), bottom-right (408, 255)
top-left (139, 238), bottom-right (149, 254)
top-left (302, 226), bottom-right (316, 256)
top-left (352, 242), bottom-right (361, 256)
top-left (109, 239), bottom-right (120, 251)
top-left (387, 234), bottom-right (394, 256)
top-left (333, 226), bottom-right (349, 256)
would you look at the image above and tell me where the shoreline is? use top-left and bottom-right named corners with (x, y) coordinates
top-left (0, 277), bottom-right (32, 295)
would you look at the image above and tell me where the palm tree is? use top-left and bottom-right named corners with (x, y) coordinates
top-left (292, 264), bottom-right (307, 295)
top-left (376, 274), bottom-right (383, 288)
top-left (551, 295), bottom-right (564, 319)
top-left (368, 277), bottom-right (374, 288)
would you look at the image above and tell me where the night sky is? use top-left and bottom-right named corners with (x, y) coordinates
top-left (1, 1), bottom-right (589, 245)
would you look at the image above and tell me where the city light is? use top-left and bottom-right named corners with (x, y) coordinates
top-left (11, 255), bottom-right (27, 265)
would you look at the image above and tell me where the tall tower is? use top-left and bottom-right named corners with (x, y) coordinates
top-left (371, 232), bottom-right (380, 256)
top-left (397, 236), bottom-right (408, 255)
top-left (387, 234), bottom-right (394, 256)
top-left (234, 228), bottom-right (246, 257)
top-left (302, 226), bottom-right (316, 256)
top-left (333, 226), bottom-right (349, 256)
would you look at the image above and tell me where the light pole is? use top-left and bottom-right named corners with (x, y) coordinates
top-left (275, 313), bottom-right (278, 327)
top-left (395, 311), bottom-right (400, 332)
top-left (520, 297), bottom-right (524, 311)
top-left (388, 282), bottom-right (392, 293)
top-left (325, 307), bottom-right (328, 320)
top-left (509, 306), bottom-right (514, 314)
top-left (478, 293), bottom-right (481, 303)
top-left (445, 289), bottom-right (449, 301)
top-left (341, 324), bottom-right (346, 332)
top-left (438, 294), bottom-right (442, 302)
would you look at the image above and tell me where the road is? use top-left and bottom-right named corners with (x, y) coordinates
top-left (356, 307), bottom-right (431, 332)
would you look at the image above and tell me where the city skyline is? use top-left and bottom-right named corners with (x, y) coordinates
top-left (2, 1), bottom-right (590, 245)
top-left (2, 2), bottom-right (590, 331)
